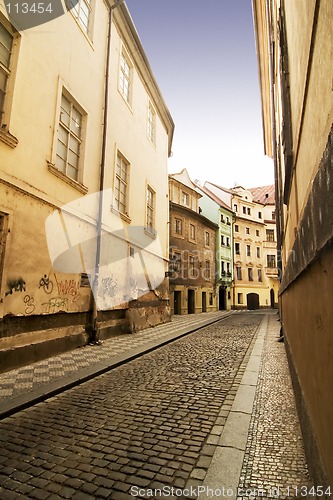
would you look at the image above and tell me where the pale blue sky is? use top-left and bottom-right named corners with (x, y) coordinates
top-left (125, 0), bottom-right (274, 189)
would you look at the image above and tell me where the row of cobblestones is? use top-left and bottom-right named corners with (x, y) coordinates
top-left (237, 314), bottom-right (310, 500)
top-left (0, 313), bottom-right (262, 499)
top-left (0, 312), bottom-right (228, 401)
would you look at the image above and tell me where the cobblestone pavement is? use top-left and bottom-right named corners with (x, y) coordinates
top-left (0, 313), bottom-right (262, 500)
top-left (0, 311), bottom-right (228, 402)
top-left (237, 313), bottom-right (310, 500)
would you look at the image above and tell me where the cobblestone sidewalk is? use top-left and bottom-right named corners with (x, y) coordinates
top-left (237, 313), bottom-right (310, 499)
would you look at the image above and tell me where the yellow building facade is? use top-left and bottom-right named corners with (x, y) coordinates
top-left (253, 0), bottom-right (333, 487)
top-left (0, 0), bottom-right (174, 370)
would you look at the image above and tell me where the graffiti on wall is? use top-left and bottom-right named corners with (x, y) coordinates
top-left (23, 294), bottom-right (35, 315)
top-left (38, 274), bottom-right (53, 294)
top-left (3, 272), bottom-right (85, 316)
top-left (5, 278), bottom-right (26, 296)
top-left (101, 276), bottom-right (117, 298)
top-left (42, 296), bottom-right (69, 314)
top-left (54, 274), bottom-right (80, 302)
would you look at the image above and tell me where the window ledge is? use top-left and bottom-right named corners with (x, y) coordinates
top-left (111, 206), bottom-right (131, 224)
top-left (144, 227), bottom-right (157, 239)
top-left (47, 162), bottom-right (88, 194)
top-left (0, 129), bottom-right (18, 148)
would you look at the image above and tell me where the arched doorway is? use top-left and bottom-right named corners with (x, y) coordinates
top-left (247, 292), bottom-right (259, 310)
top-left (270, 288), bottom-right (275, 308)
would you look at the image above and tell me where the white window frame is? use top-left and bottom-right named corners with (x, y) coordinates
top-left (55, 91), bottom-right (85, 183)
top-left (114, 151), bottom-right (130, 216)
top-left (119, 45), bottom-right (133, 105)
top-left (66, 0), bottom-right (93, 37)
top-left (146, 184), bottom-right (155, 235)
top-left (0, 21), bottom-right (13, 122)
top-left (147, 101), bottom-right (156, 145)
top-left (0, 19), bottom-right (20, 140)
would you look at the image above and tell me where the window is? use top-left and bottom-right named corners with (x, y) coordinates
top-left (235, 242), bottom-right (240, 255)
top-left (226, 237), bottom-right (230, 247)
top-left (119, 48), bottom-right (132, 103)
top-left (115, 152), bottom-right (129, 214)
top-left (267, 254), bottom-right (276, 268)
top-left (221, 235), bottom-right (225, 246)
top-left (233, 204), bottom-right (238, 212)
top-left (266, 229), bottom-right (275, 242)
top-left (205, 260), bottom-right (211, 280)
top-left (226, 216), bottom-right (230, 225)
top-left (258, 211), bottom-right (262, 219)
top-left (248, 268), bottom-right (253, 281)
top-left (66, 0), bottom-right (92, 34)
top-left (247, 207), bottom-right (251, 215)
top-left (205, 231), bottom-right (210, 246)
top-left (221, 214), bottom-right (225, 223)
top-left (175, 218), bottom-right (183, 235)
top-left (146, 186), bottom-right (155, 233)
top-left (246, 245), bottom-right (251, 257)
top-left (0, 22), bottom-right (13, 121)
top-left (147, 102), bottom-right (156, 144)
top-left (256, 247), bottom-right (260, 258)
top-left (256, 230), bottom-right (260, 237)
top-left (226, 262), bottom-right (230, 274)
top-left (221, 261), bottom-right (225, 274)
top-left (189, 255), bottom-right (195, 277)
top-left (236, 266), bottom-right (242, 280)
top-left (189, 223), bottom-right (196, 241)
top-left (243, 206), bottom-right (246, 214)
top-left (246, 227), bottom-right (250, 235)
top-left (235, 224), bottom-right (239, 232)
top-left (171, 252), bottom-right (181, 274)
top-left (238, 293), bottom-right (243, 304)
top-left (181, 192), bottom-right (189, 206)
top-left (258, 269), bottom-right (262, 282)
top-left (272, 211), bottom-right (276, 220)
top-left (56, 93), bottom-right (83, 181)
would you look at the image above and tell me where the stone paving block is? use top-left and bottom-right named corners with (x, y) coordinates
top-left (202, 447), bottom-right (244, 500)
top-left (218, 411), bottom-right (251, 451)
top-left (231, 385), bottom-right (256, 414)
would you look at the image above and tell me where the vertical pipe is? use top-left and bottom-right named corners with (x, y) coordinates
top-left (90, 0), bottom-right (125, 343)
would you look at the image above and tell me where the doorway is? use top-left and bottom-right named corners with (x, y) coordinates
top-left (219, 287), bottom-right (226, 310)
top-left (202, 292), bottom-right (207, 312)
top-left (270, 288), bottom-right (275, 308)
top-left (174, 291), bottom-right (181, 315)
top-left (188, 289), bottom-right (195, 314)
top-left (247, 292), bottom-right (259, 310)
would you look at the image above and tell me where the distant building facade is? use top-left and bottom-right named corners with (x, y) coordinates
top-left (205, 182), bottom-right (278, 309)
top-left (196, 184), bottom-right (234, 310)
top-left (0, 1), bottom-right (174, 370)
top-left (169, 170), bottom-right (217, 315)
top-left (253, 0), bottom-right (333, 487)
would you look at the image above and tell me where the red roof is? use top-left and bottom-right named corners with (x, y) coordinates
top-left (249, 184), bottom-right (275, 204)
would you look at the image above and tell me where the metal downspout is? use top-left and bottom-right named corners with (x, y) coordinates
top-left (90, 0), bottom-right (125, 343)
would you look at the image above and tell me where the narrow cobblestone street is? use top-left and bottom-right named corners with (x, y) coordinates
top-left (0, 312), bottom-right (311, 499)
top-left (0, 314), bottom-right (261, 499)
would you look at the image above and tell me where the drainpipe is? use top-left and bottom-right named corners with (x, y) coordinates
top-left (90, 0), bottom-right (125, 343)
